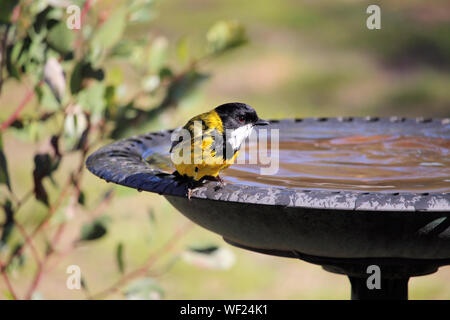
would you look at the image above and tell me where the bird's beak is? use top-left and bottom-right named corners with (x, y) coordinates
top-left (255, 119), bottom-right (270, 126)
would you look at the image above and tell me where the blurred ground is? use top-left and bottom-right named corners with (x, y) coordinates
top-left (1, 0), bottom-right (449, 299)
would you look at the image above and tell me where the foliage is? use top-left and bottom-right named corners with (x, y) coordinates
top-left (0, 0), bottom-right (244, 299)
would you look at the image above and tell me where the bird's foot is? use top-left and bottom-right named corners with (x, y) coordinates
top-left (212, 175), bottom-right (226, 191)
top-left (214, 175), bottom-right (224, 184)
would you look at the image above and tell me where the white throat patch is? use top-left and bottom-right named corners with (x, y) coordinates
top-left (227, 124), bottom-right (253, 151)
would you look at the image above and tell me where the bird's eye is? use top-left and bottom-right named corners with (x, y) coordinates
top-left (238, 116), bottom-right (245, 122)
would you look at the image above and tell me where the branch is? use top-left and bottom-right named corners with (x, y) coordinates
top-left (13, 219), bottom-right (42, 266)
top-left (0, 80), bottom-right (43, 132)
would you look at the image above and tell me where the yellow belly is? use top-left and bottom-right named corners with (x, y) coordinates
top-left (174, 151), bottom-right (239, 181)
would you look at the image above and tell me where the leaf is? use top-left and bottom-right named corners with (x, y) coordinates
top-left (0, 132), bottom-right (11, 191)
top-left (32, 152), bottom-right (60, 206)
top-left (106, 66), bottom-right (123, 87)
top-left (80, 275), bottom-right (88, 291)
top-left (79, 216), bottom-right (110, 241)
top-left (116, 242), bottom-right (125, 274)
top-left (6, 243), bottom-right (26, 271)
top-left (44, 57), bottom-right (66, 103)
top-left (181, 245), bottom-right (235, 270)
top-left (206, 20), bottom-right (247, 55)
top-left (77, 191), bottom-right (85, 206)
top-left (0, 0), bottom-right (17, 23)
top-left (124, 278), bottom-right (163, 300)
top-left (128, 0), bottom-right (155, 24)
top-left (77, 81), bottom-right (106, 118)
top-left (70, 61), bottom-right (83, 94)
top-left (159, 67), bottom-right (173, 80)
top-left (39, 84), bottom-right (60, 111)
top-left (0, 200), bottom-right (14, 249)
top-left (141, 75), bottom-right (160, 92)
top-left (3, 290), bottom-right (15, 300)
top-left (91, 7), bottom-right (127, 51)
top-left (176, 36), bottom-right (189, 64)
top-left (70, 61), bottom-right (105, 95)
top-left (63, 104), bottom-right (88, 150)
top-left (47, 21), bottom-right (76, 55)
top-left (148, 37), bottom-right (168, 73)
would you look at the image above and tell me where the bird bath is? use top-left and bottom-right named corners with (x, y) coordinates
top-left (86, 117), bottom-right (450, 300)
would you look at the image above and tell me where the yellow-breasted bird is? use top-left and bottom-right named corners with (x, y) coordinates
top-left (170, 102), bottom-right (268, 183)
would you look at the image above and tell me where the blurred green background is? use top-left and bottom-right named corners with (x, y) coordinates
top-left (1, 0), bottom-right (449, 299)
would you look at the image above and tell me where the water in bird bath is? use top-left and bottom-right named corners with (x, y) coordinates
top-left (223, 134), bottom-right (450, 193)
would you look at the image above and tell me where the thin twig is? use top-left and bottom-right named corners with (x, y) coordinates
top-left (24, 262), bottom-right (44, 299)
top-left (0, 80), bottom-right (43, 132)
top-left (13, 219), bottom-right (42, 266)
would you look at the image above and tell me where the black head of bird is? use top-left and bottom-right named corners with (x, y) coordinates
top-left (215, 102), bottom-right (269, 151)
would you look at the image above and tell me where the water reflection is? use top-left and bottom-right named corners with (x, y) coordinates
top-left (224, 135), bottom-right (450, 193)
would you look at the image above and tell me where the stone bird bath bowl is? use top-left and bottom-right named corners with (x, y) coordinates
top-left (86, 117), bottom-right (450, 300)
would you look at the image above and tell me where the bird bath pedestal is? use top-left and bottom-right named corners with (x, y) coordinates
top-left (86, 117), bottom-right (450, 300)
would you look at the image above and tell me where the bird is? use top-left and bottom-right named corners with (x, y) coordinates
top-left (170, 102), bottom-right (269, 188)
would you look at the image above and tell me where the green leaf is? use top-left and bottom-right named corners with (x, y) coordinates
top-left (0, 200), bottom-right (14, 249)
top-left (70, 61), bottom-right (105, 95)
top-left (128, 0), bottom-right (155, 24)
top-left (106, 66), bottom-right (123, 87)
top-left (77, 82), bottom-right (106, 118)
top-left (176, 36), bottom-right (189, 64)
top-left (6, 243), bottom-right (26, 271)
top-left (116, 242), bottom-right (125, 274)
top-left (78, 191), bottom-right (85, 206)
top-left (39, 82), bottom-right (61, 111)
top-left (159, 67), bottom-right (173, 80)
top-left (80, 216), bottom-right (110, 241)
top-left (0, 133), bottom-right (11, 191)
top-left (70, 61), bottom-right (83, 94)
top-left (124, 278), bottom-right (163, 300)
top-left (206, 20), bottom-right (247, 55)
top-left (0, 0), bottom-right (17, 23)
top-left (148, 37), bottom-right (168, 73)
top-left (33, 153), bottom-right (60, 206)
top-left (3, 290), bottom-right (15, 300)
top-left (182, 245), bottom-right (235, 270)
top-left (91, 7), bottom-right (127, 51)
top-left (47, 22), bottom-right (76, 55)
